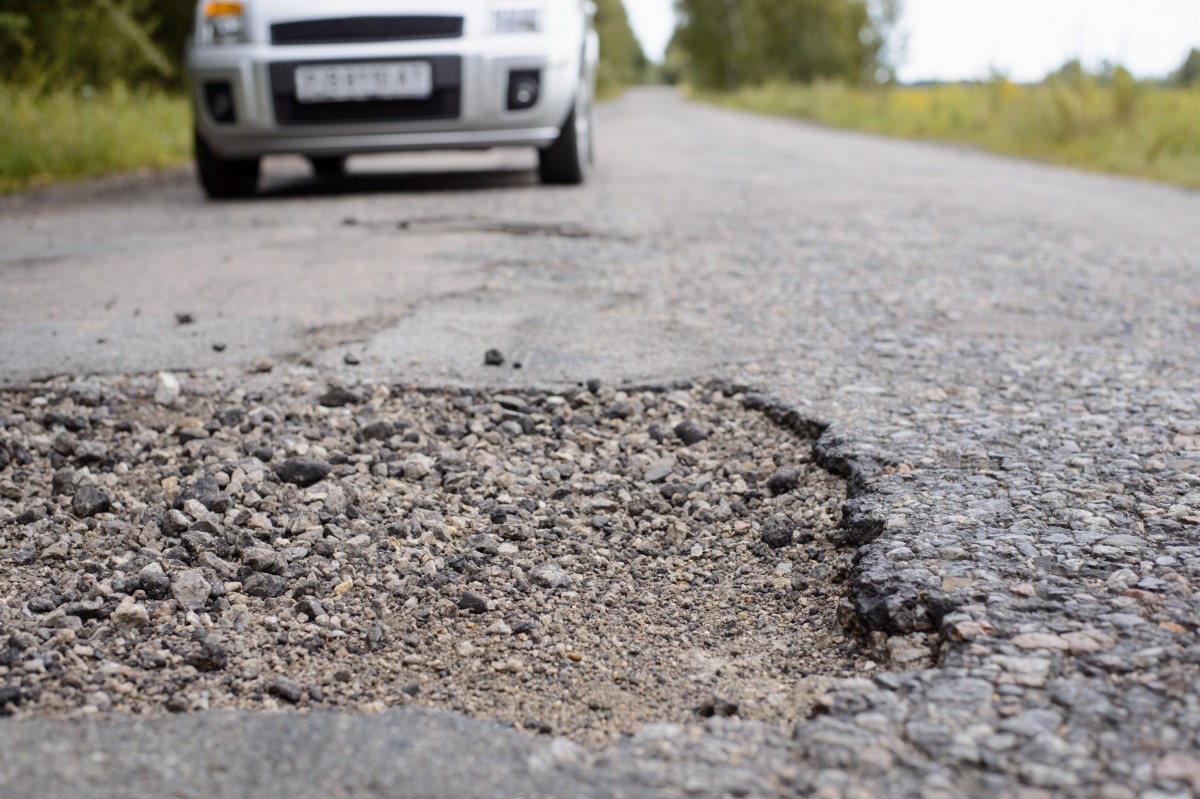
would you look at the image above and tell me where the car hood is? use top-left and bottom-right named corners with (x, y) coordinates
top-left (249, 0), bottom-right (491, 25)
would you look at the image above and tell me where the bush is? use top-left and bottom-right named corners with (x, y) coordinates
top-left (0, 84), bottom-right (190, 194)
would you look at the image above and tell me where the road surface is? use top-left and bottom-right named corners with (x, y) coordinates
top-left (2, 88), bottom-right (1199, 798)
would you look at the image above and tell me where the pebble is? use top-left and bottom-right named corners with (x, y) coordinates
top-left (154, 372), bottom-right (181, 406)
top-left (760, 515), bottom-right (795, 549)
top-left (673, 420), bottom-right (708, 446)
top-left (274, 459), bottom-right (331, 487)
top-left (111, 597), bottom-right (149, 631)
top-left (268, 677), bottom-right (303, 705)
top-left (318, 386), bottom-right (361, 408)
top-left (457, 592), bottom-right (489, 615)
top-left (170, 569), bottom-right (212, 608)
top-left (530, 563), bottom-right (572, 590)
top-left (766, 468), bottom-right (801, 495)
top-left (71, 487), bottom-right (110, 518)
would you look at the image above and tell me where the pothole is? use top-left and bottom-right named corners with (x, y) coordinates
top-left (0, 375), bottom-right (860, 746)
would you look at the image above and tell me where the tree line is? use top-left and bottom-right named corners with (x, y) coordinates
top-left (0, 0), bottom-right (644, 93)
top-left (670, 0), bottom-right (902, 90)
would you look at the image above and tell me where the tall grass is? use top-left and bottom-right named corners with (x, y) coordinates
top-left (0, 84), bottom-right (190, 194)
top-left (704, 79), bottom-right (1200, 188)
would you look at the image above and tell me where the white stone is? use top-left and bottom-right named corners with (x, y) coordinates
top-left (154, 371), bottom-right (181, 407)
top-left (171, 569), bottom-right (211, 608)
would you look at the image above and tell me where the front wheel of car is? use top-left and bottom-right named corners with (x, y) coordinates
top-left (195, 130), bottom-right (260, 199)
top-left (538, 94), bottom-right (592, 186)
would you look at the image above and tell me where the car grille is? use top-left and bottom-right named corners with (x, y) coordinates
top-left (269, 57), bottom-right (462, 126)
top-left (271, 16), bottom-right (464, 46)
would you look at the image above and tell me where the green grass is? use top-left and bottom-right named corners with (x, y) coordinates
top-left (0, 85), bottom-right (191, 194)
top-left (700, 80), bottom-right (1200, 189)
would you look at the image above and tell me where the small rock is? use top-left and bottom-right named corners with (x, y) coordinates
top-left (212, 343), bottom-right (227, 353)
top-left (51, 469), bottom-right (76, 496)
top-left (1061, 629), bottom-right (1118, 654)
top-left (111, 597), bottom-right (150, 631)
top-left (760, 515), bottom-right (795, 549)
top-left (139, 563), bottom-right (171, 599)
top-left (1011, 633), bottom-right (1070, 651)
top-left (343, 352), bottom-right (362, 366)
top-left (186, 639), bottom-right (229, 672)
top-left (530, 563), bottom-right (572, 590)
top-left (251, 357), bottom-right (274, 373)
top-left (457, 592), bottom-right (489, 615)
top-left (175, 313), bottom-right (194, 325)
top-left (360, 421), bottom-right (393, 441)
top-left (403, 454), bottom-right (435, 480)
top-left (643, 460), bottom-right (675, 483)
top-left (12, 544), bottom-right (36, 566)
top-left (162, 509), bottom-right (191, 535)
top-left (295, 598), bottom-right (326, 619)
top-left (268, 676), bottom-right (304, 704)
top-left (484, 349), bottom-right (506, 367)
top-left (154, 371), bottom-right (181, 406)
top-left (72, 487), bottom-right (111, 518)
top-left (673, 420), bottom-right (708, 446)
top-left (275, 459), bottom-right (331, 487)
top-left (766, 468), bottom-right (801, 495)
top-left (173, 475), bottom-right (230, 514)
top-left (171, 569), bottom-right (212, 608)
top-left (243, 572), bottom-right (288, 598)
top-left (318, 386), bottom-right (361, 408)
top-left (243, 546), bottom-right (285, 575)
top-left (0, 685), bottom-right (25, 712)
top-left (41, 540), bottom-right (69, 560)
top-left (1156, 753), bottom-right (1200, 792)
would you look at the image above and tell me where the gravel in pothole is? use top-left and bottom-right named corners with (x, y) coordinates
top-left (0, 374), bottom-right (856, 746)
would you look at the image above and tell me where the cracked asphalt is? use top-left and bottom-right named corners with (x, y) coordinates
top-left (3, 88), bottom-right (1200, 797)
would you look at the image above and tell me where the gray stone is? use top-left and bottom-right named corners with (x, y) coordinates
top-left (170, 569), bottom-right (211, 608)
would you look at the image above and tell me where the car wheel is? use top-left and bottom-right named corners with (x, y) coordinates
top-left (195, 130), bottom-right (260, 199)
top-left (309, 156), bottom-right (347, 179)
top-left (538, 92), bottom-right (592, 185)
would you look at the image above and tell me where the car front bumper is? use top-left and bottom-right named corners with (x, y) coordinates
top-left (188, 37), bottom-right (579, 158)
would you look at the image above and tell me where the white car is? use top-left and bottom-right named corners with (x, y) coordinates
top-left (186, 0), bottom-right (599, 197)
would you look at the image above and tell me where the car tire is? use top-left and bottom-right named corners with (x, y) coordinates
top-left (538, 93), bottom-right (592, 185)
top-left (195, 130), bottom-right (260, 199)
top-left (309, 156), bottom-right (347, 179)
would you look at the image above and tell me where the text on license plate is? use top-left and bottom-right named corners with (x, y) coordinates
top-left (294, 62), bottom-right (433, 104)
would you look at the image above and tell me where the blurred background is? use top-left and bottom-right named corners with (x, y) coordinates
top-left (3, 0), bottom-right (1200, 193)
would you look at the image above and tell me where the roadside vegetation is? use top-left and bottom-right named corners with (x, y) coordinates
top-left (0, 86), bottom-right (190, 194)
top-left (672, 1), bottom-right (1200, 189)
top-left (0, 0), bottom-right (644, 194)
top-left (700, 64), bottom-right (1200, 189)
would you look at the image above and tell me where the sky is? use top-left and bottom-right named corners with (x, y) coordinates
top-left (623, 0), bottom-right (1200, 82)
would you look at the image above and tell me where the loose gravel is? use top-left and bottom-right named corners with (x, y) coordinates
top-left (0, 373), bottom-right (854, 747)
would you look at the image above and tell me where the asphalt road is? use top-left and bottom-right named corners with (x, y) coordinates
top-left (3, 88), bottom-right (1200, 797)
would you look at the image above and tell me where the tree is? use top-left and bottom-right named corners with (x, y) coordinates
top-left (595, 0), bottom-right (647, 95)
top-left (1173, 48), bottom-right (1200, 88)
top-left (0, 0), bottom-right (187, 91)
top-left (672, 0), bottom-right (898, 91)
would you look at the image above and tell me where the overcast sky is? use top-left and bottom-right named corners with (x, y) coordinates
top-left (623, 0), bottom-right (1200, 82)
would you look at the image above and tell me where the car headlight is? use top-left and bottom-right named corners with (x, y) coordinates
top-left (492, 2), bottom-right (543, 33)
top-left (204, 1), bottom-right (248, 45)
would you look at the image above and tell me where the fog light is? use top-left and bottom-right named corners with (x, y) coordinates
top-left (507, 70), bottom-right (540, 111)
top-left (205, 81), bottom-right (237, 123)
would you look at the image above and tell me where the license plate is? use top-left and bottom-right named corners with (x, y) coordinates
top-left (294, 62), bottom-right (433, 104)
